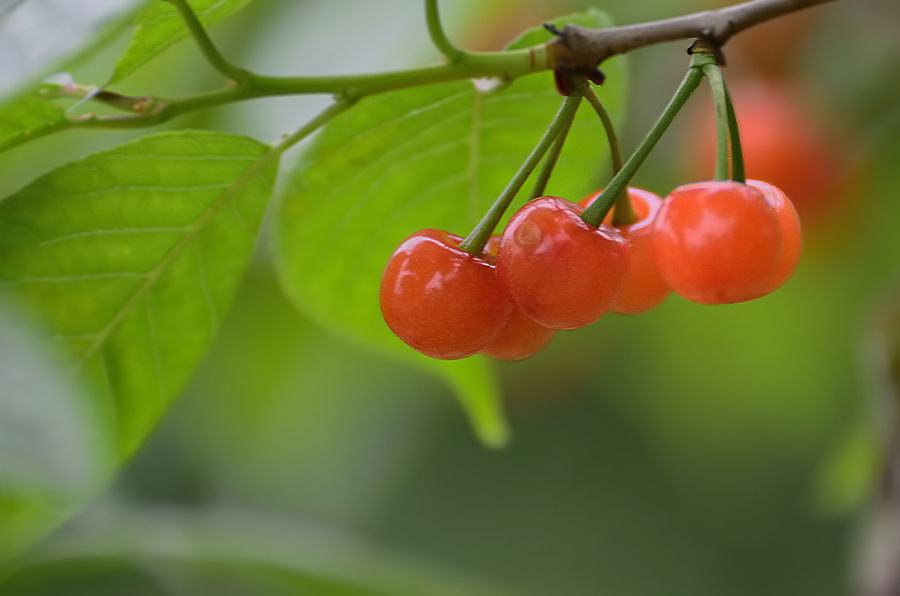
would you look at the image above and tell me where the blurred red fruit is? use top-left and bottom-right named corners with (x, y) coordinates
top-left (689, 81), bottom-right (847, 220)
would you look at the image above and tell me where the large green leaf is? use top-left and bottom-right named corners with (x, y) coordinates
top-left (110, 0), bottom-right (256, 84)
top-left (0, 300), bottom-right (114, 563)
top-left (0, 130), bottom-right (277, 458)
top-left (273, 10), bottom-right (626, 446)
top-left (1, 506), bottom-right (506, 596)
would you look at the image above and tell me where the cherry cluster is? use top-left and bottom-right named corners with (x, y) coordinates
top-left (380, 179), bottom-right (800, 361)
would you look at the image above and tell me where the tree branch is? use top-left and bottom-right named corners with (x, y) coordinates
top-left (2, 0), bottom-right (835, 154)
top-left (547, 0), bottom-right (835, 71)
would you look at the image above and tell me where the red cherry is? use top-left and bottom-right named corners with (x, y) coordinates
top-left (380, 229), bottom-right (512, 359)
top-left (747, 179), bottom-right (802, 292)
top-left (579, 187), bottom-right (669, 314)
top-left (497, 197), bottom-right (629, 330)
top-left (653, 181), bottom-right (782, 304)
top-left (482, 308), bottom-right (554, 361)
top-left (481, 236), bottom-right (553, 361)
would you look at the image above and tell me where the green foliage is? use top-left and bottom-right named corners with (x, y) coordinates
top-left (111, 0), bottom-right (257, 84)
top-left (0, 130), bottom-right (277, 459)
top-left (1, 506), bottom-right (504, 596)
top-left (0, 90), bottom-right (66, 153)
top-left (0, 302), bottom-right (113, 563)
top-left (273, 10), bottom-right (626, 446)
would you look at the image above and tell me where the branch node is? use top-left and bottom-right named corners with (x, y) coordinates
top-left (543, 23), bottom-right (564, 37)
top-left (688, 37), bottom-right (727, 67)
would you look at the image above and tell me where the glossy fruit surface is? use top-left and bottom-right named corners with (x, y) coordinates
top-left (580, 187), bottom-right (669, 314)
top-left (380, 229), bottom-right (512, 359)
top-left (482, 307), bottom-right (554, 361)
top-left (748, 179), bottom-right (802, 292)
top-left (497, 197), bottom-right (629, 329)
top-left (653, 181), bottom-right (782, 304)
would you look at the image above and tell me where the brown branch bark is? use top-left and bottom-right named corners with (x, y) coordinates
top-left (549, 0), bottom-right (836, 70)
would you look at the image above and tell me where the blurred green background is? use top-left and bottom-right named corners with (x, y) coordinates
top-left (2, 0), bottom-right (900, 594)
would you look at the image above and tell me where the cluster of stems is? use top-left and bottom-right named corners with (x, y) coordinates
top-left (462, 44), bottom-right (746, 252)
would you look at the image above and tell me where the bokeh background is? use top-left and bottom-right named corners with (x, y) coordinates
top-left (2, 0), bottom-right (900, 594)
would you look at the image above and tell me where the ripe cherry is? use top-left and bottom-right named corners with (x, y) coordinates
top-left (497, 197), bottom-right (629, 330)
top-left (482, 308), bottom-right (555, 361)
top-left (747, 179), bottom-right (802, 293)
top-left (579, 187), bottom-right (669, 314)
top-left (380, 229), bottom-right (512, 359)
top-left (481, 236), bottom-right (553, 361)
top-left (652, 181), bottom-right (782, 304)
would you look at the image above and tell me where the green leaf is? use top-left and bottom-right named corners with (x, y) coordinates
top-left (1, 506), bottom-right (507, 596)
top-left (0, 1), bottom-right (142, 99)
top-left (0, 88), bottom-right (67, 154)
top-left (0, 299), bottom-right (114, 563)
top-left (110, 0), bottom-right (256, 84)
top-left (0, 130), bottom-right (278, 458)
top-left (0, 3), bottom-right (144, 155)
top-left (273, 10), bottom-right (626, 446)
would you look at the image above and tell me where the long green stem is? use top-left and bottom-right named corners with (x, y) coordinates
top-left (168, 0), bottom-right (251, 83)
top-left (582, 86), bottom-right (623, 173)
top-left (425, 0), bottom-right (464, 62)
top-left (529, 112), bottom-right (575, 199)
top-left (0, 48), bottom-right (547, 155)
top-left (723, 84), bottom-right (746, 183)
top-left (701, 62), bottom-right (730, 181)
top-left (459, 93), bottom-right (582, 255)
top-left (582, 85), bottom-right (636, 225)
top-left (581, 61), bottom-right (705, 227)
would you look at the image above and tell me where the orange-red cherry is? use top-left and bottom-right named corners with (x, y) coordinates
top-left (380, 229), bottom-right (513, 359)
top-left (482, 308), bottom-right (554, 361)
top-left (497, 197), bottom-right (629, 330)
top-left (653, 181), bottom-right (782, 304)
top-left (481, 236), bottom-right (554, 361)
top-left (747, 179), bottom-right (802, 293)
top-left (579, 187), bottom-right (669, 314)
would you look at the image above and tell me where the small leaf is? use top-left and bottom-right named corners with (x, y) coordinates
top-left (274, 10), bottom-right (625, 446)
top-left (0, 0), bottom-right (142, 99)
top-left (0, 130), bottom-right (278, 458)
top-left (0, 88), bottom-right (67, 154)
top-left (0, 298), bottom-right (114, 563)
top-left (110, 0), bottom-right (256, 84)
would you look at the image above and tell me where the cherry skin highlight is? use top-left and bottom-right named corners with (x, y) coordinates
top-left (580, 187), bottom-right (669, 314)
top-left (497, 197), bottom-right (629, 330)
top-left (481, 236), bottom-right (554, 361)
top-left (652, 181), bottom-right (782, 304)
top-left (380, 229), bottom-right (513, 359)
top-left (747, 179), bottom-right (802, 292)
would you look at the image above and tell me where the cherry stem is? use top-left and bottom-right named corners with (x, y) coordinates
top-left (424, 0), bottom-right (465, 63)
top-left (581, 58), bottom-right (705, 227)
top-left (723, 83), bottom-right (746, 183)
top-left (167, 0), bottom-right (252, 84)
top-left (529, 111), bottom-right (575, 199)
top-left (581, 84), bottom-right (636, 226)
top-left (459, 92), bottom-right (582, 255)
top-left (701, 62), bottom-right (730, 181)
